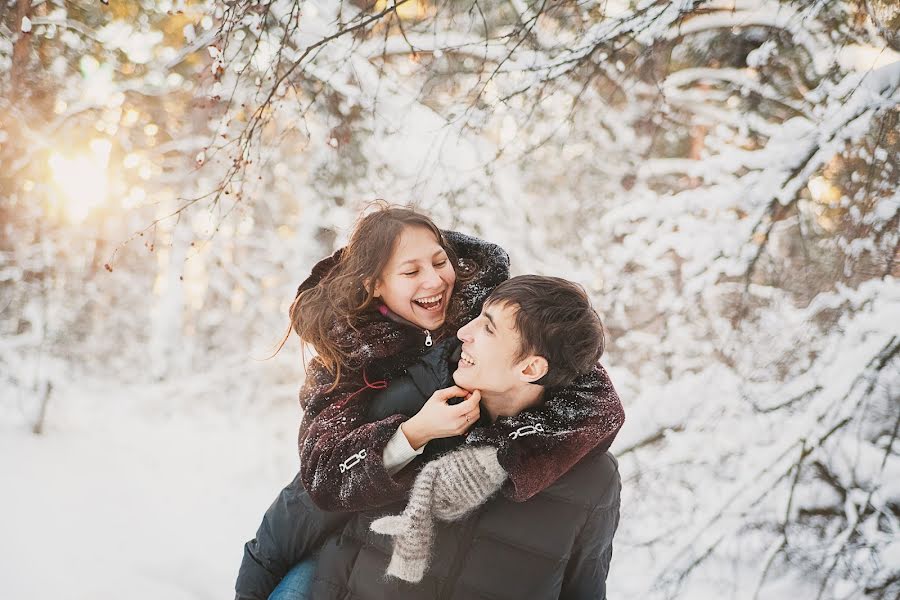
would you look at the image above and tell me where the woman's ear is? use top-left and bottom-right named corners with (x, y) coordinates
top-left (520, 356), bottom-right (549, 384)
top-left (367, 278), bottom-right (381, 298)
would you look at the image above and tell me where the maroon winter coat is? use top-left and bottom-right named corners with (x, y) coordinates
top-left (296, 231), bottom-right (625, 512)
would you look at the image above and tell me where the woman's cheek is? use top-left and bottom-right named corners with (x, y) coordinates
top-left (445, 266), bottom-right (457, 287)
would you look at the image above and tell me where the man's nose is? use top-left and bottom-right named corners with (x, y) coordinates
top-left (457, 323), bottom-right (473, 342)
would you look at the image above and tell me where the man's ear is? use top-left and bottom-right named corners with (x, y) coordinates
top-left (519, 356), bottom-right (549, 384)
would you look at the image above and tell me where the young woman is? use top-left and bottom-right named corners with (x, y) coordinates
top-left (235, 205), bottom-right (623, 600)
top-left (291, 207), bottom-right (511, 512)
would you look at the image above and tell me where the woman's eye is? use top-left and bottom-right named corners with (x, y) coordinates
top-left (434, 260), bottom-right (448, 268)
top-left (403, 271), bottom-right (418, 277)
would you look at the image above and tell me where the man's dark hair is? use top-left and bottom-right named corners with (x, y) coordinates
top-left (486, 275), bottom-right (606, 388)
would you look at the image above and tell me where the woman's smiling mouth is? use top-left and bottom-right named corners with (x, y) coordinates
top-left (413, 292), bottom-right (445, 312)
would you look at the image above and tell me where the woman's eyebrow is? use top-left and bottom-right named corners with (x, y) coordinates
top-left (397, 250), bottom-right (445, 268)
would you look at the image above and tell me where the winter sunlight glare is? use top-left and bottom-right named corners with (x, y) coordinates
top-left (47, 138), bottom-right (111, 224)
top-left (373, 0), bottom-right (426, 20)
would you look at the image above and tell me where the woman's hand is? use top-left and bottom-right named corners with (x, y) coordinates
top-left (400, 386), bottom-right (481, 450)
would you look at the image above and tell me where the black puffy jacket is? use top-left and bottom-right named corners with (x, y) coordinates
top-left (309, 449), bottom-right (621, 600)
top-left (234, 472), bottom-right (350, 599)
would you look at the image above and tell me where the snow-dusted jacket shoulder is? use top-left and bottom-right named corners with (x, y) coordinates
top-left (296, 231), bottom-right (510, 512)
top-left (468, 363), bottom-right (625, 502)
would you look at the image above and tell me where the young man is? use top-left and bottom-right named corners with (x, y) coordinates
top-left (237, 276), bottom-right (624, 600)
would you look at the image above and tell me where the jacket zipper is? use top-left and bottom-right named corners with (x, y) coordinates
top-left (439, 512), bottom-right (479, 599)
top-left (375, 304), bottom-right (434, 350)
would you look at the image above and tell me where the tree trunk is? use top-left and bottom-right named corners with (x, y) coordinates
top-left (10, 0), bottom-right (33, 103)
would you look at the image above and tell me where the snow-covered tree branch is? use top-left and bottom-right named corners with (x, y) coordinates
top-left (1, 1), bottom-right (897, 598)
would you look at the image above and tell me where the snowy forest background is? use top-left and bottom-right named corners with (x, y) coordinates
top-left (1, 1), bottom-right (898, 599)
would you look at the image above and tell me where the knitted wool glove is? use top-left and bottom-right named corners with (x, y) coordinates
top-left (370, 445), bottom-right (507, 582)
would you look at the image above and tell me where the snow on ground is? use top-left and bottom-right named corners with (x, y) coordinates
top-left (0, 371), bottom-right (301, 600)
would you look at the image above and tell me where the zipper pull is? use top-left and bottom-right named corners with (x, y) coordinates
top-left (424, 329), bottom-right (433, 347)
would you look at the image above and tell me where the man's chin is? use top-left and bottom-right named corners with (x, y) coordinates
top-left (451, 368), bottom-right (469, 389)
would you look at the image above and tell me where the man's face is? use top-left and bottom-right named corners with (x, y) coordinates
top-left (453, 301), bottom-right (528, 395)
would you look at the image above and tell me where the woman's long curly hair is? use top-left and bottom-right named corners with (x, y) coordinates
top-left (287, 203), bottom-right (462, 387)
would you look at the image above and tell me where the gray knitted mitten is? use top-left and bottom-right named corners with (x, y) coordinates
top-left (370, 445), bottom-right (507, 582)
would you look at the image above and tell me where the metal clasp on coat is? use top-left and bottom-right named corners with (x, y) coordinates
top-left (508, 424), bottom-right (545, 440)
top-left (339, 449), bottom-right (368, 473)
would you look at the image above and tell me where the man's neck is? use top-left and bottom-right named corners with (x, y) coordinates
top-left (481, 384), bottom-right (545, 421)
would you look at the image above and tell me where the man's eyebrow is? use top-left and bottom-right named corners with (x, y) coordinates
top-left (483, 310), bottom-right (496, 329)
top-left (397, 250), bottom-right (446, 268)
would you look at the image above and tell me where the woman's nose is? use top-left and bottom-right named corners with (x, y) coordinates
top-left (421, 267), bottom-right (442, 289)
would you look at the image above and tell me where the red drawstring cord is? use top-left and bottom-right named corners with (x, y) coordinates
top-left (344, 370), bottom-right (388, 403)
top-left (363, 370), bottom-right (388, 391)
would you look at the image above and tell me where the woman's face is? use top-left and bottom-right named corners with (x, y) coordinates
top-left (374, 225), bottom-right (457, 331)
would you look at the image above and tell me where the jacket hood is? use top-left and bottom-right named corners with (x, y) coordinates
top-left (296, 247), bottom-right (344, 298)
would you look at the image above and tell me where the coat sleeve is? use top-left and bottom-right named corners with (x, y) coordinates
top-left (466, 364), bottom-right (625, 502)
top-left (234, 471), bottom-right (351, 600)
top-left (298, 360), bottom-right (420, 512)
top-left (559, 453), bottom-right (622, 600)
